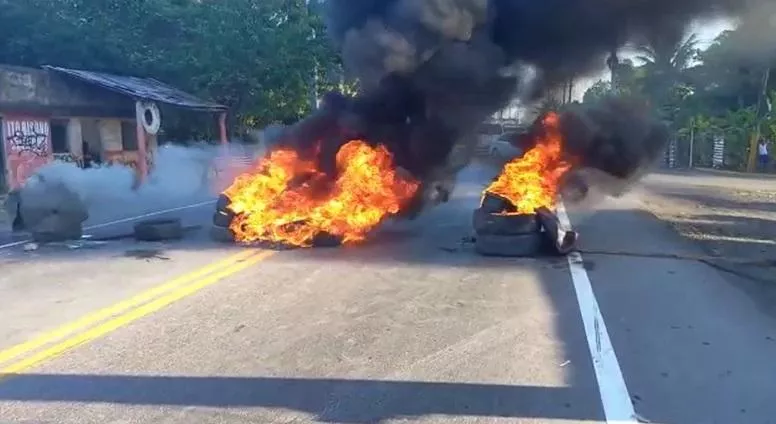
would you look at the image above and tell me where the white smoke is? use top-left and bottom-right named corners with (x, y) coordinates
top-left (26, 142), bottom-right (262, 219)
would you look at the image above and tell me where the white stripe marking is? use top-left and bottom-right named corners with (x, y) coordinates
top-left (0, 200), bottom-right (215, 250)
top-left (556, 201), bottom-right (638, 423)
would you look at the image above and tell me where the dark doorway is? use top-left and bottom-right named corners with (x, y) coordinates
top-left (50, 119), bottom-right (68, 154)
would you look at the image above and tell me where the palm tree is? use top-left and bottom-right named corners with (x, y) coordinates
top-left (635, 32), bottom-right (699, 96)
top-left (634, 32), bottom-right (700, 120)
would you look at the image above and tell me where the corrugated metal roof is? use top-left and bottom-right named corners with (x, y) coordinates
top-left (43, 65), bottom-right (227, 112)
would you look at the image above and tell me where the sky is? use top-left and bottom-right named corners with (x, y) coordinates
top-left (571, 17), bottom-right (738, 100)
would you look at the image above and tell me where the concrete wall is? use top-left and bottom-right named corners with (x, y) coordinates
top-left (0, 65), bottom-right (134, 118)
top-left (66, 119), bottom-right (83, 157)
top-left (98, 119), bottom-right (123, 152)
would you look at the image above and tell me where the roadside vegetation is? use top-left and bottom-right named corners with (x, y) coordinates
top-left (0, 0), bottom-right (347, 138)
top-left (583, 16), bottom-right (776, 171)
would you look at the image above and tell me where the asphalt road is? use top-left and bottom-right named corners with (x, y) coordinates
top-left (1, 164), bottom-right (776, 423)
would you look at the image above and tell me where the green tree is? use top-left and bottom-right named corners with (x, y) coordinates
top-left (582, 80), bottom-right (612, 103)
top-left (0, 0), bottom-right (343, 139)
top-left (634, 32), bottom-right (699, 121)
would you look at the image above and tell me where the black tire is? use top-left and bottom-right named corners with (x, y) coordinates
top-left (133, 218), bottom-right (184, 242)
top-left (216, 194), bottom-right (231, 213)
top-left (474, 232), bottom-right (544, 257)
top-left (213, 210), bottom-right (234, 227)
top-left (472, 208), bottom-right (539, 235)
top-left (311, 232), bottom-right (342, 247)
top-left (479, 192), bottom-right (516, 214)
top-left (210, 224), bottom-right (236, 243)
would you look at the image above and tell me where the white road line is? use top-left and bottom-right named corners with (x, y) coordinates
top-left (0, 200), bottom-right (215, 250)
top-left (556, 201), bottom-right (638, 423)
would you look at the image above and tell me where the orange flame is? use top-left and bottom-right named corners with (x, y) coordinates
top-left (484, 112), bottom-right (571, 213)
top-left (223, 140), bottom-right (419, 247)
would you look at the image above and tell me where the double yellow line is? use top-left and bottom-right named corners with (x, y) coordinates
top-left (0, 249), bottom-right (273, 377)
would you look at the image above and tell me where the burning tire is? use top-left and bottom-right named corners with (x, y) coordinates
top-left (213, 210), bottom-right (234, 227)
top-left (209, 192), bottom-right (344, 248)
top-left (210, 224), bottom-right (236, 243)
top-left (479, 192), bottom-right (516, 214)
top-left (472, 208), bottom-right (539, 235)
top-left (213, 193), bottom-right (236, 227)
top-left (474, 232), bottom-right (545, 257)
top-left (134, 218), bottom-right (184, 242)
top-left (216, 194), bottom-right (231, 212)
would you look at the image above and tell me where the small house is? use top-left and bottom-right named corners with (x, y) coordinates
top-left (0, 64), bottom-right (228, 191)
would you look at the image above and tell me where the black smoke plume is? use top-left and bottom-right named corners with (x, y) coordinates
top-left (270, 0), bottom-right (767, 211)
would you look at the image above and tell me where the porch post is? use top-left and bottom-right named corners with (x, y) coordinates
top-left (218, 112), bottom-right (228, 145)
top-left (135, 101), bottom-right (148, 184)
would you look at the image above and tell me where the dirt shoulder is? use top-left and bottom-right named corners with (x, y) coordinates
top-left (637, 170), bottom-right (776, 288)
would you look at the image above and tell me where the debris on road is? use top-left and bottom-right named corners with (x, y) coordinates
top-left (133, 218), bottom-right (184, 242)
top-left (536, 206), bottom-right (578, 255)
top-left (124, 248), bottom-right (170, 261)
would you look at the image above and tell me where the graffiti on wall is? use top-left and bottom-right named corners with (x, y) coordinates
top-left (3, 118), bottom-right (53, 189)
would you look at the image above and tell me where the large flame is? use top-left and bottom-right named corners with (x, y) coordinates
top-left (223, 140), bottom-right (420, 247)
top-left (484, 112), bottom-right (571, 213)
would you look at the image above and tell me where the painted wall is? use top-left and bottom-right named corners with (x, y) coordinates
top-left (98, 119), bottom-right (123, 152)
top-left (2, 116), bottom-right (53, 189)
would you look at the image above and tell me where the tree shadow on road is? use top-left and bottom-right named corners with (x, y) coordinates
top-left (0, 374), bottom-right (602, 422)
top-left (650, 190), bottom-right (776, 214)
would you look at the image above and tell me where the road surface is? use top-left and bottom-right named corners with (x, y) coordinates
top-left (0, 164), bottom-right (775, 423)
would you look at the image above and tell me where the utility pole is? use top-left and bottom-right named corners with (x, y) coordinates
top-left (307, 0), bottom-right (321, 109)
top-left (688, 118), bottom-right (695, 168)
top-left (607, 49), bottom-right (619, 93)
top-left (746, 67), bottom-right (770, 172)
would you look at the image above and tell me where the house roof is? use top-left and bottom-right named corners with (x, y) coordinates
top-left (43, 65), bottom-right (227, 113)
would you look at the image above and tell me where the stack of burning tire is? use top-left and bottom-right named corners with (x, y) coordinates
top-left (472, 192), bottom-right (577, 257)
top-left (211, 194), bottom-right (236, 243)
top-left (209, 194), bottom-right (343, 248)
